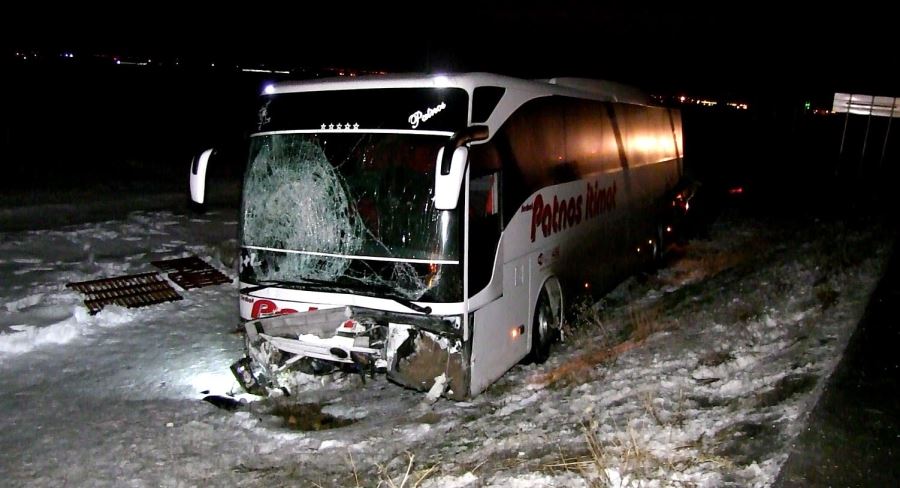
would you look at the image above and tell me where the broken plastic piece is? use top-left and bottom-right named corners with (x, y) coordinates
top-left (424, 373), bottom-right (448, 404)
top-left (230, 357), bottom-right (269, 396)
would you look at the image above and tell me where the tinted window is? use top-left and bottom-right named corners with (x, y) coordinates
top-left (472, 86), bottom-right (506, 123)
top-left (256, 88), bottom-right (469, 133)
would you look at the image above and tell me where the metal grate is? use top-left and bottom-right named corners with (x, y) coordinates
top-left (66, 272), bottom-right (183, 315)
top-left (151, 255), bottom-right (231, 290)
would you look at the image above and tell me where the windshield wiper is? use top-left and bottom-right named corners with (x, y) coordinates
top-left (341, 281), bottom-right (433, 315)
top-left (376, 292), bottom-right (432, 315)
top-left (240, 279), bottom-right (432, 315)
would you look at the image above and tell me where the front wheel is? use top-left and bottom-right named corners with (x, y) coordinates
top-left (527, 288), bottom-right (561, 364)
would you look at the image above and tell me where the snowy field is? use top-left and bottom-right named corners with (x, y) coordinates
top-left (0, 202), bottom-right (890, 487)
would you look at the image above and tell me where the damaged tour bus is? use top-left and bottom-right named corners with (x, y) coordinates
top-left (190, 73), bottom-right (686, 400)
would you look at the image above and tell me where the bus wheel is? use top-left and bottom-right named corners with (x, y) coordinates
top-left (528, 288), bottom-right (560, 364)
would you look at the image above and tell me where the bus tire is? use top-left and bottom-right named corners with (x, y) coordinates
top-left (528, 288), bottom-right (560, 364)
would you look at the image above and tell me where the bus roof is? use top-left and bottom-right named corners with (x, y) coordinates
top-left (266, 72), bottom-right (648, 105)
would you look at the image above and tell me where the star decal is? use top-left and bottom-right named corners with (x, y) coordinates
top-left (328, 123), bottom-right (335, 130)
top-left (352, 122), bottom-right (359, 130)
top-left (336, 123), bottom-right (343, 130)
top-left (320, 123), bottom-right (326, 130)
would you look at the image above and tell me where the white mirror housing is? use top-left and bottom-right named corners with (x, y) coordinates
top-left (433, 146), bottom-right (468, 210)
top-left (189, 149), bottom-right (213, 204)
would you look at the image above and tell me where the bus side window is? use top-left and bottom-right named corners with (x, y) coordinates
top-left (468, 143), bottom-right (503, 297)
top-left (470, 173), bottom-right (499, 218)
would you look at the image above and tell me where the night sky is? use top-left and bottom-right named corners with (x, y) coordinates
top-left (3, 2), bottom-right (898, 199)
top-left (6, 3), bottom-right (899, 98)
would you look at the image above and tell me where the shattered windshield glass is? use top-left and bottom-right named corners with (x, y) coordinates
top-left (240, 133), bottom-right (462, 302)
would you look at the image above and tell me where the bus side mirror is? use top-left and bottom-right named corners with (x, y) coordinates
top-left (189, 149), bottom-right (213, 204)
top-left (433, 125), bottom-right (489, 210)
top-left (434, 146), bottom-right (468, 209)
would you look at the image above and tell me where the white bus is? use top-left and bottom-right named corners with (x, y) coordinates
top-left (190, 73), bottom-right (685, 400)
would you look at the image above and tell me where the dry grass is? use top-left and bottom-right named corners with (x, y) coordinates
top-left (642, 390), bottom-right (663, 426)
top-left (348, 450), bottom-right (360, 487)
top-left (532, 229), bottom-right (761, 391)
top-left (544, 418), bottom-right (739, 487)
top-left (566, 295), bottom-right (612, 344)
top-left (626, 305), bottom-right (665, 343)
top-left (531, 304), bottom-right (669, 389)
top-left (529, 339), bottom-right (640, 389)
top-left (542, 424), bottom-right (608, 488)
top-left (663, 247), bottom-right (748, 287)
top-left (544, 422), bottom-right (656, 486)
top-left (661, 227), bottom-right (774, 290)
top-left (374, 452), bottom-right (438, 488)
top-left (547, 225), bottom-right (764, 393)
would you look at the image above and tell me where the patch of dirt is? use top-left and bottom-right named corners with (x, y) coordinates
top-left (713, 418), bottom-right (783, 463)
top-left (699, 350), bottom-right (734, 367)
top-left (754, 373), bottom-right (818, 408)
top-left (269, 402), bottom-right (356, 431)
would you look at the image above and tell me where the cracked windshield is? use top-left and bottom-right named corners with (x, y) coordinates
top-left (241, 132), bottom-right (462, 302)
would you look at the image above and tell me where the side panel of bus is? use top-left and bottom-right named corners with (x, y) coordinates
top-left (467, 95), bottom-right (683, 395)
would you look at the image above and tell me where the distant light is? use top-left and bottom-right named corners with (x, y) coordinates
top-left (116, 60), bottom-right (121, 65)
top-left (263, 84), bottom-right (276, 95)
top-left (679, 96), bottom-right (686, 103)
top-left (804, 101), bottom-right (811, 110)
top-left (666, 226), bottom-right (672, 233)
top-left (433, 75), bottom-right (451, 87)
top-left (729, 187), bottom-right (744, 195)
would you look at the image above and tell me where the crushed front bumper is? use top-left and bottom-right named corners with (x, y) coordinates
top-left (231, 306), bottom-right (471, 400)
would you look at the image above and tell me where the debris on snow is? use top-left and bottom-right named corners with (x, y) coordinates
top-left (424, 373), bottom-right (448, 405)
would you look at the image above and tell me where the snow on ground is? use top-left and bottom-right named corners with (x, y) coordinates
top-left (0, 203), bottom-right (890, 487)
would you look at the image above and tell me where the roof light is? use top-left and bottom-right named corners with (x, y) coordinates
top-left (433, 75), bottom-right (450, 87)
